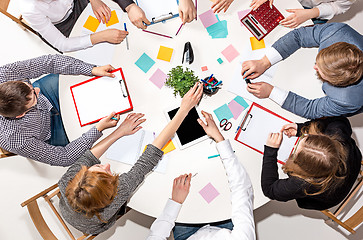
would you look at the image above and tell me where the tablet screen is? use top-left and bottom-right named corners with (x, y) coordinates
top-left (167, 107), bottom-right (206, 146)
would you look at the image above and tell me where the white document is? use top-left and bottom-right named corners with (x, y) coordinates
top-left (235, 104), bottom-right (298, 163)
top-left (106, 130), bottom-right (170, 173)
top-left (71, 70), bottom-right (132, 126)
top-left (136, 0), bottom-right (179, 23)
top-left (228, 48), bottom-right (278, 104)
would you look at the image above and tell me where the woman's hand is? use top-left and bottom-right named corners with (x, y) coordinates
top-left (281, 123), bottom-right (298, 138)
top-left (212, 0), bottom-right (234, 13)
top-left (180, 83), bottom-right (203, 113)
top-left (266, 131), bottom-right (283, 148)
top-left (172, 174), bottom-right (191, 204)
top-left (197, 110), bottom-right (224, 143)
top-left (90, 0), bottom-right (111, 24)
top-left (114, 113), bottom-right (146, 137)
top-left (279, 8), bottom-right (319, 28)
top-left (95, 112), bottom-right (119, 132)
top-left (91, 29), bottom-right (128, 45)
top-left (178, 0), bottom-right (196, 24)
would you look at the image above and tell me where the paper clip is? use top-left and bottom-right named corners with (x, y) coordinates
top-left (118, 79), bottom-right (128, 98)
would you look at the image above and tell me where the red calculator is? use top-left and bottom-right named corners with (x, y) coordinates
top-left (240, 1), bottom-right (284, 40)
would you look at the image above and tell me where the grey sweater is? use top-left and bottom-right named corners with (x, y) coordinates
top-left (58, 144), bottom-right (163, 235)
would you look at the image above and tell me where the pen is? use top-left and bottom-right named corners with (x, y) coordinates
top-left (243, 71), bottom-right (251, 84)
top-left (200, 79), bottom-right (212, 85)
top-left (111, 117), bottom-right (118, 121)
top-left (175, 23), bottom-right (183, 36)
top-left (195, 0), bottom-right (198, 20)
top-left (184, 173), bottom-right (198, 184)
top-left (208, 151), bottom-right (235, 159)
top-left (124, 23), bottom-right (129, 50)
top-left (213, 80), bottom-right (222, 87)
top-left (142, 29), bottom-right (173, 39)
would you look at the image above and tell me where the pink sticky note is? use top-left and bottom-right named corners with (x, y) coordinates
top-left (228, 100), bottom-right (245, 119)
top-left (238, 9), bottom-right (251, 26)
top-left (199, 9), bottom-right (218, 28)
top-left (221, 44), bottom-right (240, 63)
top-left (199, 182), bottom-right (220, 204)
top-left (149, 68), bottom-right (167, 89)
top-left (201, 66), bottom-right (208, 71)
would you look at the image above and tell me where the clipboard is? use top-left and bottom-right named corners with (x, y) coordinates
top-left (136, 0), bottom-right (179, 25)
top-left (70, 68), bottom-right (133, 127)
top-left (234, 103), bottom-right (298, 164)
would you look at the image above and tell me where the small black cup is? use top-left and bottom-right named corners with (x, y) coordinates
top-left (202, 77), bottom-right (220, 96)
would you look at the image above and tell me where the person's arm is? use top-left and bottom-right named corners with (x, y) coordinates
top-left (314, 0), bottom-right (354, 20)
top-left (198, 111), bottom-right (255, 239)
top-left (124, 3), bottom-right (150, 29)
top-left (178, 0), bottom-right (196, 24)
top-left (112, 0), bottom-right (135, 12)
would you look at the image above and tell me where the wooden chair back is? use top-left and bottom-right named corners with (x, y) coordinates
top-left (0, 147), bottom-right (16, 158)
top-left (21, 184), bottom-right (97, 240)
top-left (321, 161), bottom-right (363, 234)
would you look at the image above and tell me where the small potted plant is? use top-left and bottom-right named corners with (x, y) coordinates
top-left (165, 66), bottom-right (199, 97)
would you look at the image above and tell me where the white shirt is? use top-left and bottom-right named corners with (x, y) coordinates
top-left (298, 0), bottom-right (355, 20)
top-left (147, 140), bottom-right (256, 240)
top-left (21, 0), bottom-right (92, 52)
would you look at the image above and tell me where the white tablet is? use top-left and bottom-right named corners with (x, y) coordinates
top-left (164, 106), bottom-right (209, 149)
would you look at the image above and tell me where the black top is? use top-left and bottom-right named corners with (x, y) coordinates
top-left (261, 117), bottom-right (362, 210)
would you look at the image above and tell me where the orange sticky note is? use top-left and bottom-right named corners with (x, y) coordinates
top-left (106, 10), bottom-right (119, 27)
top-left (161, 139), bottom-right (176, 154)
top-left (83, 15), bottom-right (100, 32)
top-left (250, 37), bottom-right (265, 50)
top-left (157, 46), bottom-right (174, 62)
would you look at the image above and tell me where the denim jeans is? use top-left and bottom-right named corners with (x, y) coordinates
top-left (33, 74), bottom-right (70, 146)
top-left (173, 219), bottom-right (234, 240)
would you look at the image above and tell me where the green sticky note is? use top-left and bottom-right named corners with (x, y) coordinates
top-left (135, 53), bottom-right (155, 73)
top-left (214, 104), bottom-right (234, 122)
top-left (217, 58), bottom-right (223, 64)
top-left (233, 96), bottom-right (249, 109)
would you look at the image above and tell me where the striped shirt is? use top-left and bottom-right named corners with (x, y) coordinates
top-left (0, 54), bottom-right (102, 166)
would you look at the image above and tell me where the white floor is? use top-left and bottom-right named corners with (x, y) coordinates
top-left (1, 1), bottom-right (363, 240)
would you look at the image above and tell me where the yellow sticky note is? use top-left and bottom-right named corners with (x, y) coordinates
top-left (157, 46), bottom-right (174, 62)
top-left (106, 10), bottom-right (119, 27)
top-left (250, 37), bottom-right (266, 50)
top-left (83, 15), bottom-right (100, 32)
top-left (161, 139), bottom-right (176, 154)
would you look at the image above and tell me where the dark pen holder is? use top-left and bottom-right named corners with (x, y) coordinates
top-left (202, 77), bottom-right (220, 96)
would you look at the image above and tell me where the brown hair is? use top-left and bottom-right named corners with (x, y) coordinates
top-left (65, 166), bottom-right (119, 222)
top-left (316, 42), bottom-right (363, 87)
top-left (282, 122), bottom-right (347, 196)
top-left (0, 81), bottom-right (32, 117)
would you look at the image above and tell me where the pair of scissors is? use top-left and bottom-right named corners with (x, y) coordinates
top-left (220, 118), bottom-right (232, 131)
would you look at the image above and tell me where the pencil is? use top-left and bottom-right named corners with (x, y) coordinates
top-left (142, 29), bottom-right (173, 39)
top-left (175, 23), bottom-right (183, 36)
top-left (124, 23), bottom-right (129, 50)
top-left (195, 0), bottom-right (198, 20)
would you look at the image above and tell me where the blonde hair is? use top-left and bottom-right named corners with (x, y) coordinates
top-left (283, 122), bottom-right (347, 196)
top-left (316, 42), bottom-right (363, 87)
top-left (65, 166), bottom-right (119, 222)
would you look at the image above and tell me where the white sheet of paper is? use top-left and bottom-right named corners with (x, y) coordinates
top-left (71, 70), bottom-right (131, 126)
top-left (136, 0), bottom-right (179, 21)
top-left (228, 48), bottom-right (278, 103)
top-left (236, 104), bottom-right (298, 163)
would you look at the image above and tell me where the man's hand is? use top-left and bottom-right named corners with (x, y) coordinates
top-left (113, 113), bottom-right (146, 138)
top-left (95, 112), bottom-right (119, 132)
top-left (250, 0), bottom-right (273, 11)
top-left (91, 64), bottom-right (115, 77)
top-left (247, 82), bottom-right (273, 98)
top-left (280, 8), bottom-right (319, 28)
top-left (90, 0), bottom-right (111, 24)
top-left (281, 123), bottom-right (298, 138)
top-left (197, 110), bottom-right (224, 143)
top-left (180, 83), bottom-right (203, 113)
top-left (125, 3), bottom-right (150, 29)
top-left (178, 0), bottom-right (196, 24)
top-left (212, 0), bottom-right (234, 13)
top-left (172, 174), bottom-right (191, 204)
top-left (266, 131), bottom-right (283, 148)
top-left (242, 55), bottom-right (271, 80)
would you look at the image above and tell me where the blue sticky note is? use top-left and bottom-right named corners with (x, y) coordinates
top-left (234, 96), bottom-right (249, 109)
top-left (135, 53), bottom-right (155, 73)
top-left (214, 104), bottom-right (234, 122)
top-left (206, 20), bottom-right (228, 39)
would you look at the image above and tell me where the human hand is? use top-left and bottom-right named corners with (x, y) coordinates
top-left (247, 82), bottom-right (273, 98)
top-left (250, 0), bottom-right (273, 11)
top-left (178, 0), bottom-right (196, 24)
top-left (241, 56), bottom-right (271, 80)
top-left (197, 110), bottom-right (224, 143)
top-left (125, 3), bottom-right (150, 29)
top-left (90, 0), bottom-right (111, 24)
top-left (101, 29), bottom-right (128, 44)
top-left (96, 112), bottom-right (119, 132)
top-left (266, 131), bottom-right (283, 148)
top-left (180, 83), bottom-right (203, 112)
top-left (91, 64), bottom-right (115, 77)
top-left (172, 174), bottom-right (191, 204)
top-left (281, 123), bottom-right (298, 138)
top-left (212, 0), bottom-right (234, 13)
top-left (280, 8), bottom-right (318, 28)
top-left (113, 113), bottom-right (146, 138)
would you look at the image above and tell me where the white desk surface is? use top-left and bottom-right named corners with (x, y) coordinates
top-left (60, 0), bottom-right (322, 223)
